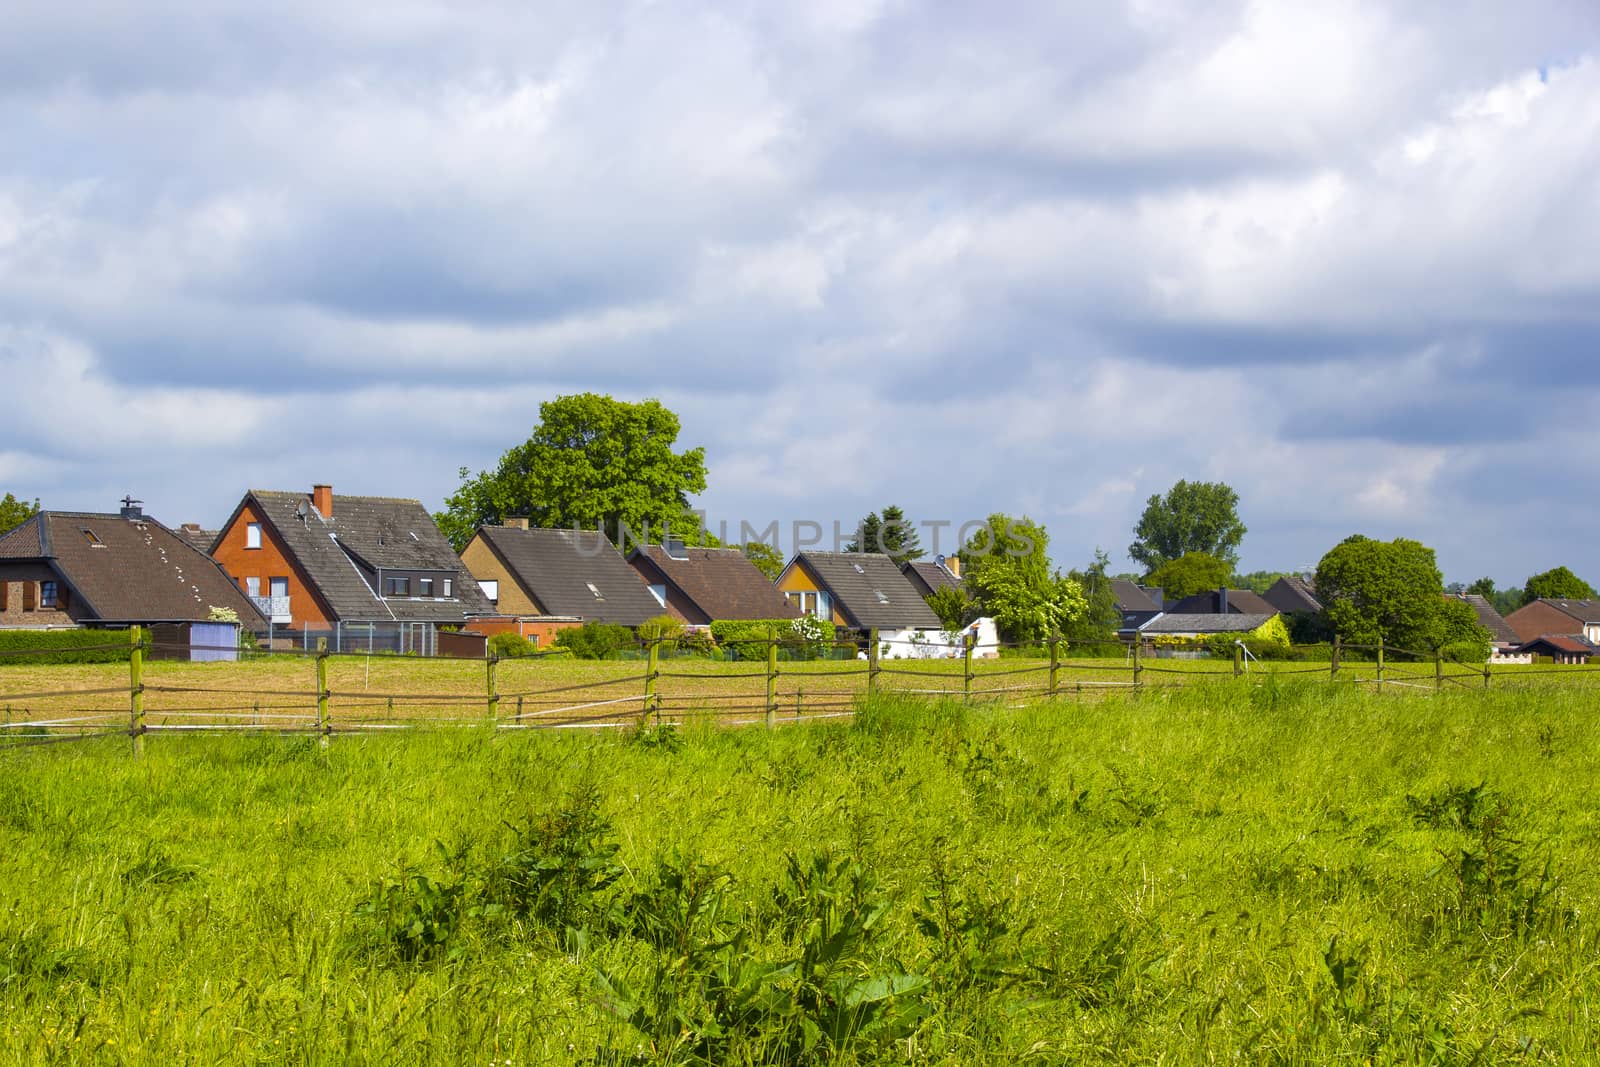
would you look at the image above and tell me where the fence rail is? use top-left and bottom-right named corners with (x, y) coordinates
top-left (3, 627), bottom-right (1597, 753)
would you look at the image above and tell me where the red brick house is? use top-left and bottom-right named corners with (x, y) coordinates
top-left (1504, 598), bottom-right (1600, 645)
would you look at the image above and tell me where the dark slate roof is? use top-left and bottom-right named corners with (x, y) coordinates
top-left (234, 490), bottom-right (492, 623)
top-left (1110, 580), bottom-right (1161, 613)
top-left (1142, 613), bottom-right (1279, 635)
top-left (1450, 594), bottom-right (1519, 646)
top-left (1164, 589), bottom-right (1277, 615)
top-left (477, 526), bottom-right (662, 626)
top-left (1263, 575), bottom-right (1322, 614)
top-left (902, 560), bottom-right (963, 598)
top-left (790, 552), bottom-right (942, 630)
top-left (0, 511), bottom-right (265, 625)
top-left (629, 545), bottom-right (798, 621)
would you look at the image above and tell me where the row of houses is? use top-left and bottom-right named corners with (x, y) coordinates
top-left (0, 486), bottom-right (969, 658)
top-left (3, 483), bottom-right (1595, 662)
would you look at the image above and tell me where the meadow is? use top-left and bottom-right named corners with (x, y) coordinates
top-left (4, 679), bottom-right (1600, 1064)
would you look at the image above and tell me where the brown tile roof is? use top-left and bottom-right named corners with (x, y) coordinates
top-left (1263, 575), bottom-right (1322, 614)
top-left (475, 526), bottom-right (662, 626)
top-left (1518, 634), bottom-right (1592, 655)
top-left (1449, 593), bottom-right (1519, 645)
top-left (902, 560), bottom-right (963, 598)
top-left (229, 490), bottom-right (493, 623)
top-left (789, 552), bottom-right (942, 630)
top-left (629, 545), bottom-right (798, 621)
top-left (0, 510), bottom-right (265, 625)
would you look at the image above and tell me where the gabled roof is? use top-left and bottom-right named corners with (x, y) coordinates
top-left (475, 526), bottom-right (661, 626)
top-left (1518, 634), bottom-right (1592, 655)
top-left (1263, 575), bottom-right (1321, 615)
top-left (1141, 613), bottom-right (1279, 635)
top-left (788, 552), bottom-right (942, 630)
top-left (224, 490), bottom-right (492, 622)
top-left (1528, 598), bottom-right (1600, 624)
top-left (629, 544), bottom-right (798, 622)
top-left (902, 560), bottom-right (963, 598)
top-left (1449, 593), bottom-right (1519, 645)
top-left (0, 510), bottom-right (264, 625)
top-left (1164, 589), bottom-right (1277, 615)
top-left (1110, 580), bottom-right (1160, 613)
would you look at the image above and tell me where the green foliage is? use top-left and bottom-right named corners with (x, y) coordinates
top-left (0, 493), bottom-right (39, 536)
top-left (1128, 479), bottom-right (1247, 571)
top-left (709, 617), bottom-right (836, 660)
top-left (555, 621), bottom-right (636, 660)
top-left (741, 540), bottom-right (784, 580)
top-left (1523, 566), bottom-right (1596, 604)
top-left (1236, 570), bottom-right (1292, 594)
top-left (960, 515), bottom-right (1087, 643)
top-left (355, 865), bottom-right (470, 962)
top-left (846, 505), bottom-right (924, 565)
top-left (488, 631), bottom-right (539, 659)
top-left (436, 393), bottom-right (710, 551)
top-left (1146, 551), bottom-right (1231, 600)
top-left (489, 786), bottom-right (625, 947)
top-left (1061, 549), bottom-right (1122, 643)
top-left (925, 585), bottom-right (976, 632)
top-left (1315, 535), bottom-right (1491, 654)
top-left (637, 614), bottom-right (685, 648)
top-left (0, 628), bottom-right (130, 666)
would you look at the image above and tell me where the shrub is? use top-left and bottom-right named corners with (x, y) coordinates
top-left (0, 628), bottom-right (133, 666)
top-left (709, 618), bottom-right (838, 660)
top-left (487, 632), bottom-right (537, 659)
top-left (555, 621), bottom-right (635, 660)
top-left (636, 614), bottom-right (685, 648)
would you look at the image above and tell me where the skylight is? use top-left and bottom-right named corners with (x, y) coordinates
top-left (852, 562), bottom-right (866, 574)
top-left (586, 581), bottom-right (604, 600)
top-left (80, 528), bottom-right (104, 547)
top-left (874, 589), bottom-right (889, 604)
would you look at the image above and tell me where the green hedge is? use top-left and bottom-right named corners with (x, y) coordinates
top-left (0, 628), bottom-right (133, 665)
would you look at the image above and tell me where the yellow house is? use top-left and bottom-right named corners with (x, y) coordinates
top-left (775, 551), bottom-right (942, 633)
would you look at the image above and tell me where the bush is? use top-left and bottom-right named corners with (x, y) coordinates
top-left (0, 628), bottom-right (133, 666)
top-left (636, 615), bottom-right (685, 648)
top-left (709, 618), bottom-right (838, 660)
top-left (555, 621), bottom-right (636, 660)
top-left (488, 632), bottom-right (538, 659)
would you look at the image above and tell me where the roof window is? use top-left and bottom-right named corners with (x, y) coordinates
top-left (586, 582), bottom-right (604, 601)
top-left (80, 528), bottom-right (104, 547)
top-left (852, 562), bottom-right (866, 574)
top-left (874, 589), bottom-right (889, 604)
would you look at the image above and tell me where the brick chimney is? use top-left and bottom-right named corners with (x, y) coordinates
top-left (1218, 587), bottom-right (1229, 613)
top-left (503, 517), bottom-right (529, 531)
top-left (312, 484), bottom-right (333, 518)
top-left (941, 554), bottom-right (961, 578)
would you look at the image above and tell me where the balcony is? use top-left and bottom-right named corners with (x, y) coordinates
top-left (250, 595), bottom-right (292, 624)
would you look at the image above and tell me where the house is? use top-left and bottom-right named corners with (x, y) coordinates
top-left (1139, 613), bottom-right (1281, 643)
top-left (1448, 593), bottom-right (1523, 660)
top-left (1515, 634), bottom-right (1592, 665)
top-left (1504, 598), bottom-right (1600, 646)
top-left (0, 499), bottom-right (263, 660)
top-left (210, 485), bottom-right (492, 653)
top-left (1111, 580), bottom-right (1163, 636)
top-left (901, 556), bottom-right (964, 598)
top-left (459, 521), bottom-right (662, 628)
top-left (1262, 575), bottom-right (1321, 616)
top-left (627, 541), bottom-right (798, 625)
top-left (1162, 587), bottom-right (1278, 615)
top-left (775, 551), bottom-right (943, 650)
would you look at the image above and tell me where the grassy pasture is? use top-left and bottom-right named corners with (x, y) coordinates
top-left (4, 682), bottom-right (1600, 1063)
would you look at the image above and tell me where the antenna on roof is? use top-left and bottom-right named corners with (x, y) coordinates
top-left (119, 496), bottom-right (143, 519)
top-left (295, 499), bottom-right (309, 524)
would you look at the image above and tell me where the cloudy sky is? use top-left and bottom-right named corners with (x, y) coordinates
top-left (3, 1), bottom-right (1597, 583)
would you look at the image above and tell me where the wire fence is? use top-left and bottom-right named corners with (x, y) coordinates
top-left (3, 627), bottom-right (1598, 753)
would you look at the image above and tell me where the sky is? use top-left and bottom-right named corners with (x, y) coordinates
top-left (2, 1), bottom-right (1598, 584)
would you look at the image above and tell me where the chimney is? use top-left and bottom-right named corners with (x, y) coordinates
top-left (942, 554), bottom-right (961, 578)
top-left (503, 517), bottom-right (529, 531)
top-left (311, 484), bottom-right (333, 518)
top-left (1218, 587), bottom-right (1229, 613)
top-left (119, 495), bottom-right (143, 519)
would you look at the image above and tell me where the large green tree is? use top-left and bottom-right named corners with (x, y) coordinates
top-left (1061, 548), bottom-right (1122, 643)
top-left (845, 505), bottom-right (924, 565)
top-left (959, 514), bottom-right (1087, 643)
top-left (741, 541), bottom-right (784, 581)
top-left (1314, 535), bottom-right (1491, 656)
top-left (1522, 566), bottom-right (1596, 605)
top-left (1128, 479), bottom-right (1246, 572)
top-left (1147, 551), bottom-right (1232, 601)
top-left (436, 394), bottom-right (709, 550)
top-left (0, 493), bottom-right (39, 536)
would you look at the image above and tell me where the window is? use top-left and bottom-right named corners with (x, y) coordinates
top-left (40, 581), bottom-right (58, 609)
top-left (385, 577), bottom-right (411, 597)
top-left (786, 590), bottom-right (816, 614)
top-left (586, 581), bottom-right (604, 601)
top-left (443, 578), bottom-right (453, 597)
top-left (478, 579), bottom-right (495, 603)
top-left (270, 577), bottom-right (288, 598)
top-left (80, 528), bottom-right (104, 547)
top-left (648, 583), bottom-right (667, 607)
top-left (245, 577), bottom-right (261, 597)
top-left (245, 522), bottom-right (262, 549)
top-left (419, 578), bottom-right (434, 597)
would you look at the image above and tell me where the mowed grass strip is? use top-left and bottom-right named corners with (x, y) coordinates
top-left (3, 682), bottom-right (1600, 1064)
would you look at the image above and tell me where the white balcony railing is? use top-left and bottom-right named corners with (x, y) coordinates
top-left (250, 595), bottom-right (292, 623)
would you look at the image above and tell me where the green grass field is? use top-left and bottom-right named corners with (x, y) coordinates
top-left (4, 680), bottom-right (1600, 1064)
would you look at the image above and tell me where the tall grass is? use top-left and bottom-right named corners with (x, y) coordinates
top-left (3, 682), bottom-right (1599, 1063)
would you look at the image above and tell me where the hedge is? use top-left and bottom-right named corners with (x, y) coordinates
top-left (0, 628), bottom-right (134, 665)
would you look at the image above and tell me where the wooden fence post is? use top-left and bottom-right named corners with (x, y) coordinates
top-left (486, 652), bottom-right (499, 723)
top-left (765, 627), bottom-right (778, 729)
top-left (316, 638), bottom-right (330, 748)
top-left (1376, 636), bottom-right (1384, 689)
top-left (645, 639), bottom-right (659, 725)
top-left (867, 628), bottom-right (880, 696)
top-left (1434, 647), bottom-right (1443, 692)
top-left (129, 625), bottom-right (145, 756)
top-left (1132, 638), bottom-right (1143, 688)
top-left (1048, 632), bottom-right (1060, 701)
top-left (963, 632), bottom-right (974, 704)
top-left (1232, 640), bottom-right (1243, 677)
top-left (1331, 635), bottom-right (1341, 680)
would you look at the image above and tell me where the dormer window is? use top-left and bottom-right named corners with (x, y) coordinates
top-left (419, 578), bottom-right (434, 597)
top-left (385, 576), bottom-right (411, 597)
